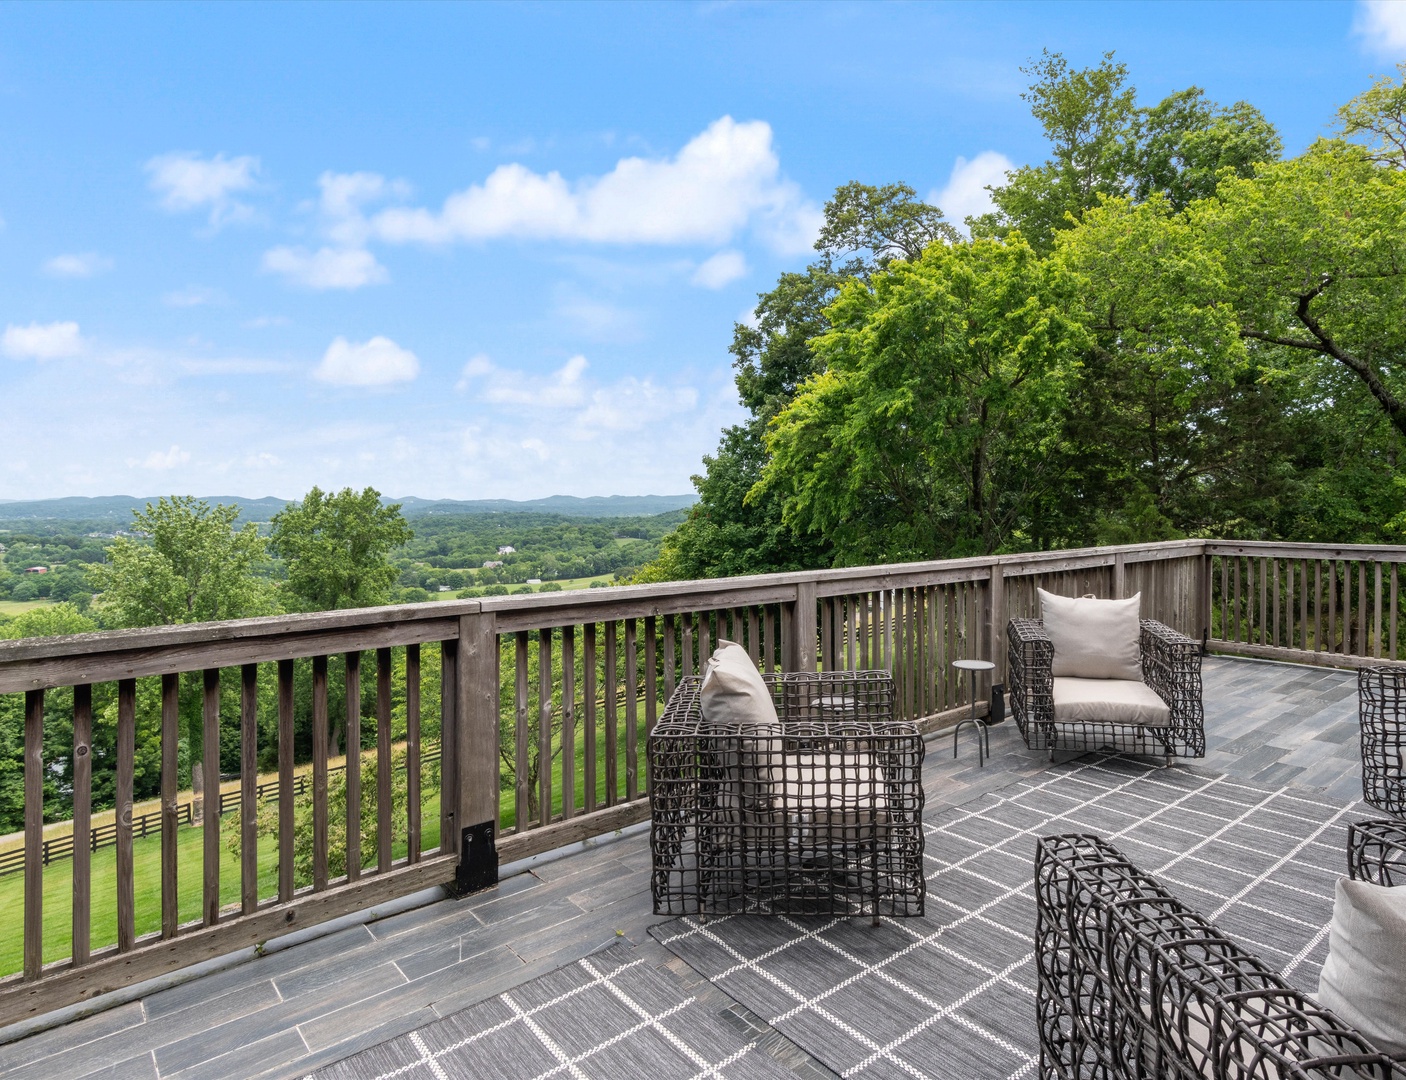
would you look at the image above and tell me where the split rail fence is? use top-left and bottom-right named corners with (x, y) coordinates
top-left (0, 538), bottom-right (1401, 1025)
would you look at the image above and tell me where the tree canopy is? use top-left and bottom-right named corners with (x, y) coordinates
top-left (270, 486), bottom-right (414, 611)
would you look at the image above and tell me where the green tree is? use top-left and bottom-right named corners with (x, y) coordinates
top-left (640, 183), bottom-right (955, 581)
top-left (758, 235), bottom-right (1090, 561)
top-left (270, 487), bottom-right (414, 611)
top-left (88, 496), bottom-right (273, 627)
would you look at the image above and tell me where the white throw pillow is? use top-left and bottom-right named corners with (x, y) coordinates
top-left (1038, 588), bottom-right (1143, 681)
top-left (700, 640), bottom-right (779, 729)
top-left (1316, 876), bottom-right (1406, 1056)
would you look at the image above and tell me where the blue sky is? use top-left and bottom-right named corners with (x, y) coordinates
top-left (1, 1), bottom-right (1403, 502)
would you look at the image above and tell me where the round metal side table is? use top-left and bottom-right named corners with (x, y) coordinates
top-left (952, 659), bottom-right (995, 767)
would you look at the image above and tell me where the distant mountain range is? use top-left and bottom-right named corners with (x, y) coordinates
top-left (0, 493), bottom-right (697, 522)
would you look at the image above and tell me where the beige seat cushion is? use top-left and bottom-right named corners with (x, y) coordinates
top-left (1039, 588), bottom-right (1142, 681)
top-left (774, 751), bottom-right (889, 827)
top-left (1052, 677), bottom-right (1170, 726)
top-left (1316, 876), bottom-right (1406, 1056)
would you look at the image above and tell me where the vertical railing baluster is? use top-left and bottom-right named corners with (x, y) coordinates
top-left (663, 613), bottom-right (676, 701)
top-left (747, 608), bottom-right (760, 668)
top-left (240, 664), bottom-right (258, 916)
top-left (698, 609), bottom-right (711, 665)
top-left (23, 689), bottom-right (43, 981)
top-left (1358, 561), bottom-right (1368, 658)
top-left (439, 639), bottom-right (458, 850)
top-left (376, 647), bottom-right (393, 871)
top-left (584, 623), bottom-right (597, 814)
top-left (202, 669), bottom-right (220, 925)
top-left (72, 684), bottom-right (92, 966)
top-left (117, 678), bottom-right (137, 946)
top-left (1258, 557), bottom-right (1267, 645)
top-left (312, 655), bottom-right (330, 891)
top-left (538, 629), bottom-right (553, 827)
top-left (562, 626), bottom-right (576, 819)
top-left (345, 651), bottom-right (362, 882)
top-left (162, 672), bottom-right (181, 932)
top-left (1392, 564), bottom-right (1400, 660)
top-left (682, 612), bottom-right (694, 679)
top-left (1328, 562), bottom-right (1339, 654)
top-left (759, 607), bottom-right (772, 674)
top-left (625, 619), bottom-right (639, 802)
top-left (605, 621), bottom-right (618, 807)
top-left (644, 616), bottom-right (656, 795)
top-left (1272, 560), bottom-right (1280, 648)
top-left (820, 597), bottom-right (834, 672)
top-left (406, 643), bottom-right (421, 863)
top-left (277, 660), bottom-right (295, 901)
top-left (1314, 561), bottom-right (1324, 652)
top-left (1375, 562), bottom-right (1384, 659)
top-left (515, 631), bottom-right (530, 830)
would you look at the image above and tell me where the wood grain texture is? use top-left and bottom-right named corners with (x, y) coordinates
top-left (377, 647), bottom-right (393, 872)
top-left (406, 643), bottom-right (421, 863)
top-left (240, 664), bottom-right (258, 916)
top-left (345, 651), bottom-right (362, 883)
top-left (455, 614), bottom-right (499, 839)
top-left (561, 626), bottom-right (575, 820)
top-left (202, 669), bottom-right (220, 927)
top-left (312, 656), bottom-right (329, 892)
top-left (118, 680), bottom-right (138, 948)
top-left (71, 684), bottom-right (92, 967)
top-left (538, 630), bottom-right (552, 829)
top-left (583, 623), bottom-right (597, 816)
top-left (23, 690), bottom-right (43, 981)
top-left (162, 673), bottom-right (180, 937)
top-left (514, 631), bottom-right (529, 832)
top-left (439, 638), bottom-right (459, 853)
top-left (604, 621), bottom-right (618, 808)
top-left (276, 660), bottom-right (295, 903)
top-left (625, 619), bottom-right (638, 802)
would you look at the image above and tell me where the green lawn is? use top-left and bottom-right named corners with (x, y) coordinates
top-left (0, 711), bottom-right (650, 977)
top-left (0, 599), bottom-right (55, 617)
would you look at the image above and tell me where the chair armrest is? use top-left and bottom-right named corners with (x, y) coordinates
top-left (1348, 820), bottom-right (1406, 886)
top-left (1140, 619), bottom-right (1203, 728)
top-left (1007, 619), bottom-right (1053, 730)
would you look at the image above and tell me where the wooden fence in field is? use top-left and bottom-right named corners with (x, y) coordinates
top-left (0, 537), bottom-right (1401, 1025)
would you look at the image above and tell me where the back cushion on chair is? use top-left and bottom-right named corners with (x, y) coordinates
top-left (701, 640), bottom-right (779, 727)
top-left (1037, 588), bottom-right (1142, 681)
top-left (1316, 877), bottom-right (1406, 1056)
top-left (701, 641), bottom-right (783, 790)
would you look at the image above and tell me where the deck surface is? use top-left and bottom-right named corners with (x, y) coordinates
top-left (0, 655), bottom-right (1366, 1080)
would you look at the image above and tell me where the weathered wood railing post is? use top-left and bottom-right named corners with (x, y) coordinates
top-left (987, 562), bottom-right (1005, 688)
top-left (1113, 552), bottom-right (1127, 599)
top-left (784, 582), bottom-right (817, 672)
top-left (455, 607), bottom-right (500, 891)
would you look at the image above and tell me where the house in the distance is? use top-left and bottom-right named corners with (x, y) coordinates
top-left (482, 560), bottom-right (504, 569)
top-left (496, 545), bottom-right (515, 555)
top-left (24, 566), bottom-right (48, 574)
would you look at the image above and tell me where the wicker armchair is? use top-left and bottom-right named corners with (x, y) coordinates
top-left (1358, 669), bottom-right (1406, 816)
top-left (1008, 618), bottom-right (1204, 764)
top-left (649, 670), bottom-right (924, 921)
top-left (1036, 833), bottom-right (1406, 1079)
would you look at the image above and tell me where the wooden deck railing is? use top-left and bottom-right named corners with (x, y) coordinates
top-left (0, 537), bottom-right (1400, 1025)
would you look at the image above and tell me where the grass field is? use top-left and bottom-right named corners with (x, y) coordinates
top-left (0, 599), bottom-right (56, 617)
top-left (0, 714), bottom-right (648, 977)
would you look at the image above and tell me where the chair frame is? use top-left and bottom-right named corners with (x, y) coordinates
top-left (1036, 833), bottom-right (1406, 1079)
top-left (1358, 668), bottom-right (1406, 816)
top-left (1007, 618), bottom-right (1205, 765)
top-left (649, 670), bottom-right (924, 920)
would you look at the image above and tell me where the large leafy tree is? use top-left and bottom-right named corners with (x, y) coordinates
top-left (271, 486), bottom-right (414, 611)
top-left (758, 236), bottom-right (1090, 561)
top-left (88, 496), bottom-right (273, 627)
top-left (638, 183), bottom-right (956, 581)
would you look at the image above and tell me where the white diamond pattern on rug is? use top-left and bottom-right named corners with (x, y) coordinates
top-left (651, 755), bottom-right (1365, 1080)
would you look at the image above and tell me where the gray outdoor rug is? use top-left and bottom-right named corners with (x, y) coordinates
top-left (650, 754), bottom-right (1368, 1080)
top-left (309, 939), bottom-right (822, 1080)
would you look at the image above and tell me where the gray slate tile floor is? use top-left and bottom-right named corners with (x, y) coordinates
top-left (0, 655), bottom-right (1367, 1080)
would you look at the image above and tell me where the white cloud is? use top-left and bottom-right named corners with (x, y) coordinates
top-left (262, 246), bottom-right (389, 290)
top-left (369, 116), bottom-right (819, 253)
top-left (2, 321), bottom-right (84, 360)
top-left (146, 151), bottom-right (260, 227)
top-left (458, 353), bottom-right (589, 406)
top-left (314, 336), bottom-right (420, 387)
top-left (316, 171), bottom-right (410, 246)
top-left (576, 378), bottom-right (698, 434)
top-left (140, 444), bottom-right (191, 470)
top-left (930, 151), bottom-right (1014, 230)
top-left (1355, 0), bottom-right (1406, 54)
top-left (163, 285), bottom-right (223, 307)
top-left (42, 252), bottom-right (112, 278)
top-left (692, 250), bottom-right (748, 289)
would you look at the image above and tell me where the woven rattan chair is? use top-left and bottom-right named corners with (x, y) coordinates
top-left (1359, 668), bottom-right (1406, 816)
top-left (649, 670), bottom-right (924, 921)
top-left (1035, 833), bottom-right (1406, 1079)
top-left (1007, 618), bottom-right (1204, 765)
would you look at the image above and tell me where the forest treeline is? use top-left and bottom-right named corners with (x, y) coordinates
top-left (636, 54), bottom-right (1406, 580)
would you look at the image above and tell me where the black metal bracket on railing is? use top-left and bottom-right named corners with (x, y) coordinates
top-left (453, 820), bottom-right (498, 895)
